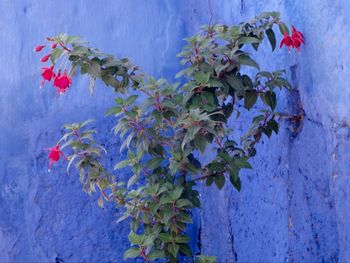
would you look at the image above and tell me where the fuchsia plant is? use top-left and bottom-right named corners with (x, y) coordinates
top-left (36, 12), bottom-right (303, 262)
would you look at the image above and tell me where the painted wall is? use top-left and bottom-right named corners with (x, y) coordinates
top-left (0, 0), bottom-right (349, 262)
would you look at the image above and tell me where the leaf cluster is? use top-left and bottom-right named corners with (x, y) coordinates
top-left (51, 12), bottom-right (292, 262)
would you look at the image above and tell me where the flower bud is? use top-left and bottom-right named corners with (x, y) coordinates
top-left (34, 45), bottom-right (46, 52)
top-left (40, 54), bottom-right (51, 62)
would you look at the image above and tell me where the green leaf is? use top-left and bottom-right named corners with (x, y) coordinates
top-left (128, 232), bottom-right (143, 245)
top-left (105, 106), bottom-right (123, 116)
top-left (125, 95), bottom-right (138, 105)
top-left (87, 60), bottom-right (101, 77)
top-left (260, 91), bottom-right (277, 110)
top-left (170, 187), bottom-right (184, 201)
top-left (174, 235), bottom-right (190, 243)
top-left (176, 199), bottom-right (193, 208)
top-left (267, 119), bottom-right (279, 134)
top-left (159, 233), bottom-right (172, 242)
top-left (263, 126), bottom-right (273, 138)
top-left (237, 55), bottom-right (260, 70)
top-left (194, 71), bottom-right (210, 84)
top-left (148, 250), bottom-right (165, 260)
top-left (123, 248), bottom-right (140, 259)
top-left (127, 174), bottom-right (139, 188)
top-left (238, 36), bottom-right (261, 45)
top-left (226, 75), bottom-right (244, 95)
top-left (159, 196), bottom-right (173, 205)
top-left (200, 91), bottom-right (216, 112)
top-left (206, 176), bottom-right (214, 186)
top-left (115, 97), bottom-right (124, 104)
top-left (147, 157), bottom-right (163, 170)
top-left (235, 158), bottom-right (252, 169)
top-left (278, 22), bottom-right (290, 35)
top-left (114, 159), bottom-right (130, 170)
top-left (167, 243), bottom-right (179, 258)
top-left (266, 28), bottom-right (276, 51)
top-left (50, 48), bottom-right (64, 64)
top-left (194, 134), bottom-right (207, 154)
top-left (177, 211), bottom-right (193, 223)
top-left (179, 244), bottom-right (193, 256)
top-left (214, 175), bottom-right (225, 190)
top-left (244, 91), bottom-right (258, 110)
top-left (229, 169), bottom-right (241, 191)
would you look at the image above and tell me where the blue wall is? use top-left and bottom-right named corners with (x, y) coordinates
top-left (1, 0), bottom-right (350, 262)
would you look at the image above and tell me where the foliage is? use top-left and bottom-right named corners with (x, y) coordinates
top-left (37, 12), bottom-right (301, 262)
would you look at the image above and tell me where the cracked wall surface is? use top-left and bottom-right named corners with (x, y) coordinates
top-left (1, 0), bottom-right (350, 262)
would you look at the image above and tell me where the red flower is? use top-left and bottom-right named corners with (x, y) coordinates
top-left (47, 144), bottom-right (67, 171)
top-left (291, 26), bottom-right (304, 51)
top-left (40, 53), bottom-right (51, 62)
top-left (51, 43), bottom-right (57, 49)
top-left (53, 70), bottom-right (72, 93)
top-left (34, 45), bottom-right (46, 52)
top-left (41, 65), bottom-right (56, 87)
top-left (280, 32), bottom-right (293, 50)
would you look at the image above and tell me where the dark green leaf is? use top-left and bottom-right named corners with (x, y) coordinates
top-left (226, 75), bottom-right (244, 95)
top-left (244, 91), bottom-right (258, 110)
top-left (176, 199), bottom-right (193, 208)
top-left (229, 169), bottom-right (241, 191)
top-left (179, 244), bottom-right (193, 256)
top-left (167, 243), bottom-right (179, 258)
top-left (206, 176), bottom-right (214, 186)
top-left (260, 91), bottom-right (277, 110)
top-left (237, 55), bottom-right (260, 70)
top-left (267, 119), bottom-right (279, 134)
top-left (214, 175), bottom-right (225, 190)
top-left (266, 29), bottom-right (276, 51)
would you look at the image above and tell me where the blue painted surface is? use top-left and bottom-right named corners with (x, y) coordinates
top-left (1, 0), bottom-right (350, 262)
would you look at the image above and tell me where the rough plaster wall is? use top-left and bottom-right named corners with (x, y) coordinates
top-left (1, 0), bottom-right (350, 263)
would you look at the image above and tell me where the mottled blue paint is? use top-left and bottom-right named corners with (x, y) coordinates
top-left (1, 0), bottom-right (350, 262)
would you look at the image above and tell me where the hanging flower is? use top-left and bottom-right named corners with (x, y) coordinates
top-left (53, 70), bottom-right (72, 93)
top-left (40, 54), bottom-right (51, 62)
top-left (34, 45), bottom-right (46, 52)
top-left (51, 43), bottom-right (57, 49)
top-left (291, 26), bottom-right (304, 51)
top-left (41, 65), bottom-right (56, 87)
top-left (47, 144), bottom-right (67, 171)
top-left (280, 32), bottom-right (293, 50)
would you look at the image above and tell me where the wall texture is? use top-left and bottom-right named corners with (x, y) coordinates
top-left (0, 0), bottom-right (349, 262)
